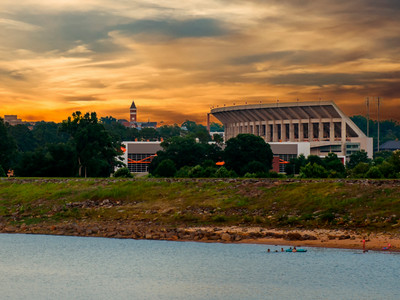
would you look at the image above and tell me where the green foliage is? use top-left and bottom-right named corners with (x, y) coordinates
top-left (212, 133), bottom-right (224, 144)
top-left (154, 159), bottom-right (177, 177)
top-left (285, 154), bottom-right (307, 175)
top-left (149, 136), bottom-right (222, 175)
top-left (32, 121), bottom-right (69, 146)
top-left (347, 150), bottom-right (370, 169)
top-left (377, 161), bottom-right (396, 178)
top-left (300, 163), bottom-right (328, 178)
top-left (0, 165), bottom-right (5, 177)
top-left (209, 122), bottom-right (224, 132)
top-left (113, 167), bottom-right (134, 178)
top-left (0, 118), bottom-right (17, 171)
top-left (102, 121), bottom-right (140, 142)
top-left (324, 153), bottom-right (345, 173)
top-left (351, 162), bottom-right (370, 178)
top-left (14, 143), bottom-right (77, 177)
top-left (215, 166), bottom-right (235, 178)
top-left (243, 160), bottom-right (267, 174)
top-left (181, 120), bottom-right (210, 143)
top-left (287, 153), bottom-right (345, 177)
top-left (224, 134), bottom-right (273, 176)
top-left (60, 111), bottom-right (122, 177)
top-left (243, 172), bottom-right (257, 178)
top-left (365, 166), bottom-right (383, 179)
top-left (140, 127), bottom-right (159, 141)
top-left (8, 124), bottom-right (37, 152)
top-left (388, 150), bottom-right (400, 173)
top-left (175, 166), bottom-right (192, 178)
top-left (158, 124), bottom-right (182, 139)
top-left (351, 115), bottom-right (400, 148)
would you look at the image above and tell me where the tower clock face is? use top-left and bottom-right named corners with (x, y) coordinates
top-left (132, 116), bottom-right (135, 121)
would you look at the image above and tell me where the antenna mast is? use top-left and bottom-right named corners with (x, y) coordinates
top-left (366, 97), bottom-right (370, 137)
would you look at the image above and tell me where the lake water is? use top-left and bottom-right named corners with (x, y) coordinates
top-left (0, 234), bottom-right (399, 300)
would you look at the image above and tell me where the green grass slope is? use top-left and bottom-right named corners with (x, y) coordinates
top-left (1, 178), bottom-right (400, 231)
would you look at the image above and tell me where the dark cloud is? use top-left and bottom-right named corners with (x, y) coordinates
top-left (0, 68), bottom-right (26, 81)
top-left (138, 107), bottom-right (205, 124)
top-left (112, 18), bottom-right (231, 39)
top-left (63, 95), bottom-right (103, 102)
top-left (232, 50), bottom-right (367, 66)
top-left (267, 71), bottom-right (400, 87)
top-left (1, 11), bottom-right (125, 53)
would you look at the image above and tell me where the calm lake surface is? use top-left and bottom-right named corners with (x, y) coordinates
top-left (0, 234), bottom-right (399, 300)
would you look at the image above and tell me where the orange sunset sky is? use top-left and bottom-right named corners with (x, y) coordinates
top-left (1, 0), bottom-right (399, 124)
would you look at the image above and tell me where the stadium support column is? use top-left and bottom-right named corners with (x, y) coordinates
top-left (330, 120), bottom-right (334, 142)
top-left (273, 121), bottom-right (278, 142)
top-left (289, 121), bottom-right (294, 142)
top-left (281, 122), bottom-right (287, 141)
top-left (319, 121), bottom-right (323, 141)
top-left (309, 119), bottom-right (313, 141)
top-left (207, 113), bottom-right (210, 133)
top-left (299, 121), bottom-right (303, 142)
top-left (341, 120), bottom-right (346, 154)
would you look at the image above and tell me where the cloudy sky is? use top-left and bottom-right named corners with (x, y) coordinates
top-left (1, 0), bottom-right (399, 123)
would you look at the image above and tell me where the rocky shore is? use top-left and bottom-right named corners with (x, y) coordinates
top-left (1, 221), bottom-right (398, 252)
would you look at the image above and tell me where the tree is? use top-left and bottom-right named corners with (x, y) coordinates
top-left (212, 133), bottom-right (224, 145)
top-left (14, 148), bottom-right (50, 177)
top-left (140, 127), bottom-right (159, 141)
top-left (149, 136), bottom-right (221, 175)
top-left (0, 118), bottom-right (17, 171)
top-left (154, 159), bottom-right (177, 177)
top-left (224, 134), bottom-right (273, 176)
top-left (100, 116), bottom-right (117, 125)
top-left (32, 121), bottom-right (69, 146)
top-left (388, 150), bottom-right (400, 173)
top-left (300, 163), bottom-right (328, 178)
top-left (351, 162), bottom-right (370, 178)
top-left (366, 166), bottom-right (383, 179)
top-left (285, 154), bottom-right (307, 175)
top-left (215, 166), bottom-right (236, 178)
top-left (243, 160), bottom-right (267, 174)
top-left (114, 167), bottom-right (134, 178)
top-left (307, 155), bottom-right (324, 166)
top-left (14, 143), bottom-right (77, 177)
top-left (60, 111), bottom-right (122, 177)
top-left (158, 124), bottom-right (182, 139)
top-left (347, 150), bottom-right (370, 169)
top-left (323, 153), bottom-right (345, 176)
top-left (0, 165), bottom-right (5, 177)
top-left (209, 122), bottom-right (224, 132)
top-left (181, 120), bottom-right (211, 143)
top-left (8, 124), bottom-right (37, 152)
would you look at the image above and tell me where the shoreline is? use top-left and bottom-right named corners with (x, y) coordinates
top-left (1, 223), bottom-right (399, 252)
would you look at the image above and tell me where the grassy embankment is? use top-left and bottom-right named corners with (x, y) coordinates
top-left (1, 178), bottom-right (400, 232)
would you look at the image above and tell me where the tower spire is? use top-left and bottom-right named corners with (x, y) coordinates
top-left (130, 100), bottom-right (137, 127)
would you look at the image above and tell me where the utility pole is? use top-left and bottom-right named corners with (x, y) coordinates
top-left (366, 97), bottom-right (370, 137)
top-left (377, 97), bottom-right (380, 152)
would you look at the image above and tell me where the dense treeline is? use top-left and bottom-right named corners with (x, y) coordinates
top-left (149, 134), bottom-right (274, 178)
top-left (285, 150), bottom-right (400, 179)
top-left (0, 114), bottom-right (222, 177)
top-left (351, 115), bottom-right (400, 148)
top-left (1, 112), bottom-right (400, 179)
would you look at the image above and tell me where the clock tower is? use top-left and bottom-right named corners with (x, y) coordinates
top-left (130, 100), bottom-right (137, 126)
